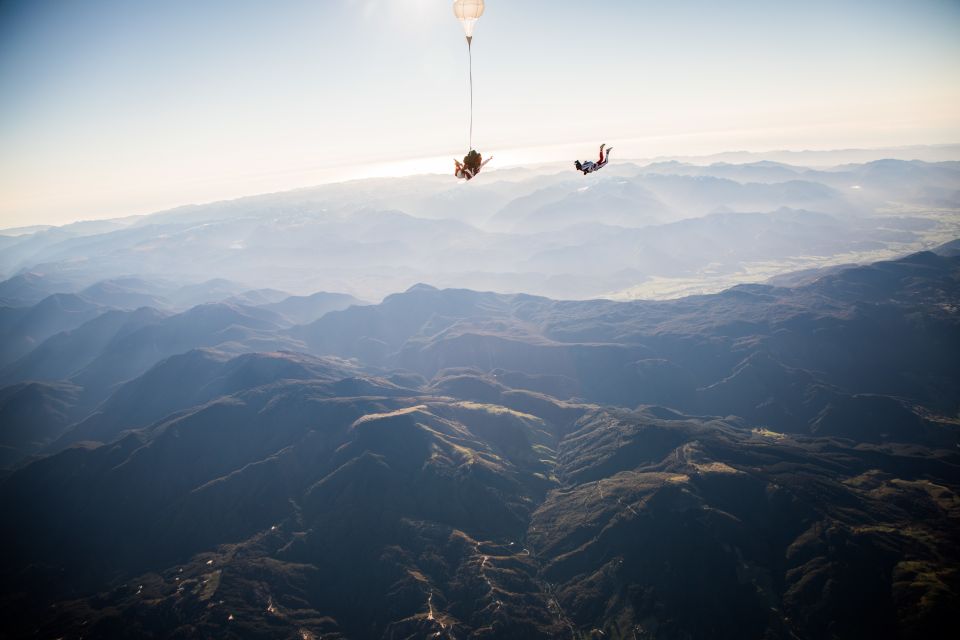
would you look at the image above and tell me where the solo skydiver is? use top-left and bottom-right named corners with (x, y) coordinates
top-left (575, 144), bottom-right (613, 175)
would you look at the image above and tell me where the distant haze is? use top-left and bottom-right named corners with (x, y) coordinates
top-left (1, 149), bottom-right (958, 302)
top-left (2, 0), bottom-right (959, 226)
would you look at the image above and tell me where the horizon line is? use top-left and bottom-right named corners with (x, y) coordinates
top-left (2, 139), bottom-right (959, 233)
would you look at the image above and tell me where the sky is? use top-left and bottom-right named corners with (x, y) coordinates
top-left (1, 0), bottom-right (959, 228)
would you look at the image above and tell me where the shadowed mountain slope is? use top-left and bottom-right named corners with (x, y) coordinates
top-left (0, 306), bottom-right (167, 385)
top-left (1, 386), bottom-right (957, 639)
top-left (293, 251), bottom-right (960, 443)
top-left (0, 293), bottom-right (104, 366)
top-left (54, 349), bottom-right (363, 450)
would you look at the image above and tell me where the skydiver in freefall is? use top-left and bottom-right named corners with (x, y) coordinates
top-left (575, 144), bottom-right (613, 175)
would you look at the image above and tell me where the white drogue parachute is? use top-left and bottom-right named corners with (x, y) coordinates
top-left (453, 0), bottom-right (485, 44)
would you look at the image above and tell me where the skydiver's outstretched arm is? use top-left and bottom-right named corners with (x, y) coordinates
top-left (479, 156), bottom-right (493, 171)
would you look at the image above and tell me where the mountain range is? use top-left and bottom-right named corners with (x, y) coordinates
top-left (1, 241), bottom-right (958, 638)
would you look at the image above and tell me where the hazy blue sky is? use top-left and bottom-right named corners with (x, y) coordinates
top-left (2, 0), bottom-right (959, 226)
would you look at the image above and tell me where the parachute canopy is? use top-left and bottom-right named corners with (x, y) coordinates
top-left (453, 0), bottom-right (485, 42)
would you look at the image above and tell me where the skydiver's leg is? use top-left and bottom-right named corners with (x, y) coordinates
top-left (598, 144), bottom-right (606, 163)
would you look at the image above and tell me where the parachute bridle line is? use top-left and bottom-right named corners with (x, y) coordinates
top-left (468, 37), bottom-right (474, 152)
